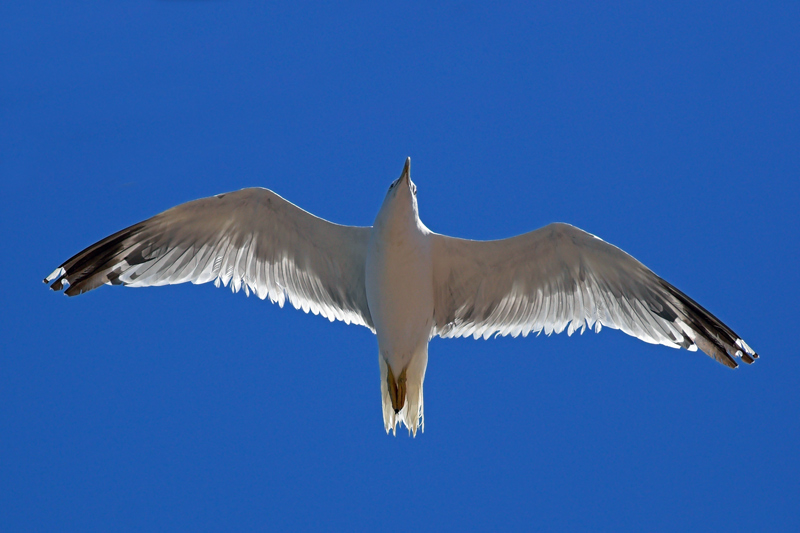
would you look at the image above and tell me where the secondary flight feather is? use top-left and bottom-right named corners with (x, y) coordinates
top-left (45, 158), bottom-right (759, 435)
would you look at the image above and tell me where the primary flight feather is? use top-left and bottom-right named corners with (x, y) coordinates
top-left (45, 158), bottom-right (758, 435)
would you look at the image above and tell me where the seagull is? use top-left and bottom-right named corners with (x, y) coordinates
top-left (45, 158), bottom-right (758, 436)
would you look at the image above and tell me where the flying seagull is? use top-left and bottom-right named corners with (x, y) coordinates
top-left (45, 158), bottom-right (758, 435)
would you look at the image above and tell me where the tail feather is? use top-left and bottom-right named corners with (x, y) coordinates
top-left (379, 348), bottom-right (428, 437)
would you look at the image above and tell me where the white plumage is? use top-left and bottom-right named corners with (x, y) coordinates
top-left (45, 158), bottom-right (758, 436)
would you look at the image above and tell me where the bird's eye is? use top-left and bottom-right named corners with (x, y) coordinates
top-left (412, 185), bottom-right (417, 196)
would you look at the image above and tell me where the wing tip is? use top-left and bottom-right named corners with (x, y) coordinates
top-left (741, 352), bottom-right (757, 364)
top-left (721, 339), bottom-right (760, 368)
top-left (735, 338), bottom-right (758, 364)
top-left (44, 267), bottom-right (69, 292)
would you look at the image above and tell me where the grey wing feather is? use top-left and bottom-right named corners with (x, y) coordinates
top-left (431, 223), bottom-right (757, 368)
top-left (45, 188), bottom-right (374, 329)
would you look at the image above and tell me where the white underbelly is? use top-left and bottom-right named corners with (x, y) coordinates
top-left (366, 235), bottom-right (434, 369)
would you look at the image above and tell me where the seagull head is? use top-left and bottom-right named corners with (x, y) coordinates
top-left (377, 157), bottom-right (419, 226)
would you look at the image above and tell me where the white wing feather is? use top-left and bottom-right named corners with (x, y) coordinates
top-left (432, 223), bottom-right (756, 368)
top-left (45, 188), bottom-right (373, 329)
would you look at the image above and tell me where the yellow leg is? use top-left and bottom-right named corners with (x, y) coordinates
top-left (386, 365), bottom-right (408, 413)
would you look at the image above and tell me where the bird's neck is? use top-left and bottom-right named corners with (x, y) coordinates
top-left (374, 205), bottom-right (426, 241)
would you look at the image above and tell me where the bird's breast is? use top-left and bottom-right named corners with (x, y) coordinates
top-left (366, 227), bottom-right (434, 367)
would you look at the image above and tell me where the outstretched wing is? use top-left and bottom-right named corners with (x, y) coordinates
top-left (431, 223), bottom-right (757, 368)
top-left (45, 188), bottom-right (374, 329)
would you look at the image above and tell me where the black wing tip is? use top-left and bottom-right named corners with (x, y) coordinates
top-left (725, 344), bottom-right (759, 368)
top-left (48, 278), bottom-right (66, 293)
top-left (727, 350), bottom-right (759, 368)
top-left (720, 344), bottom-right (764, 369)
top-left (721, 352), bottom-right (739, 369)
top-left (735, 338), bottom-right (759, 365)
top-left (44, 267), bottom-right (74, 294)
top-left (659, 279), bottom-right (759, 370)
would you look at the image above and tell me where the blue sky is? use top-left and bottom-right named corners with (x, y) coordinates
top-left (2, 1), bottom-right (798, 531)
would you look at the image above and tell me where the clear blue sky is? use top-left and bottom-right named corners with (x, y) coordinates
top-left (2, 1), bottom-right (798, 531)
